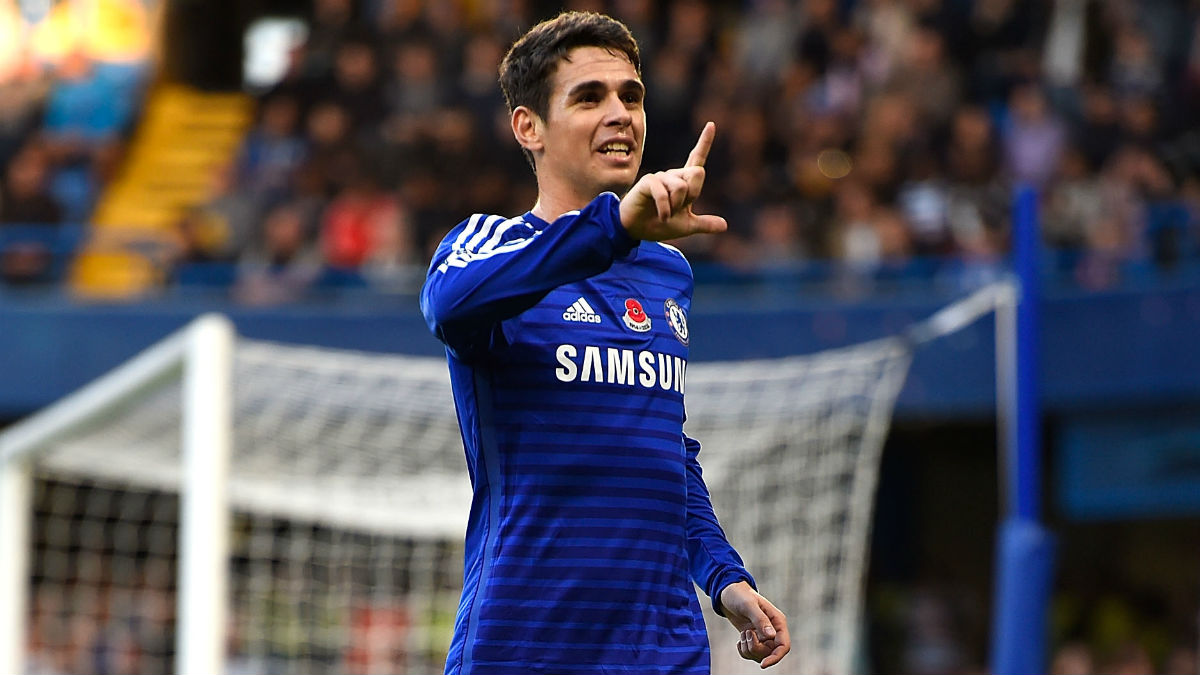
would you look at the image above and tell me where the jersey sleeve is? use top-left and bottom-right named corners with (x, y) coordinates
top-left (684, 433), bottom-right (758, 615)
top-left (420, 192), bottom-right (637, 359)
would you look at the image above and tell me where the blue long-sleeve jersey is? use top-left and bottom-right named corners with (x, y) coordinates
top-left (421, 192), bottom-right (755, 675)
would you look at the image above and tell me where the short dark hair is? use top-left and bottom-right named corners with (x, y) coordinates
top-left (499, 11), bottom-right (641, 169)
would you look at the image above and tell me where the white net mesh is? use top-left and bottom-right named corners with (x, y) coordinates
top-left (687, 339), bottom-right (912, 675)
top-left (17, 332), bottom-right (912, 675)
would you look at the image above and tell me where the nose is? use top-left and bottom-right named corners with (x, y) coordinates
top-left (603, 92), bottom-right (632, 128)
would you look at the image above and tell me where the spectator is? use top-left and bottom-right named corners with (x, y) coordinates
top-left (1003, 82), bottom-right (1066, 189)
top-left (642, 44), bottom-right (698, 170)
top-left (384, 37), bottom-right (448, 147)
top-left (733, 0), bottom-right (799, 88)
top-left (0, 52), bottom-right (49, 171)
top-left (943, 105), bottom-right (1009, 259)
top-left (422, 0), bottom-right (469, 78)
top-left (815, 26), bottom-right (868, 120)
top-left (794, 0), bottom-right (840, 78)
top-left (900, 588), bottom-right (969, 675)
top-left (1074, 83), bottom-right (1122, 169)
top-left (1110, 25), bottom-right (1163, 101)
top-left (453, 32), bottom-right (506, 150)
top-left (40, 48), bottom-right (135, 163)
top-left (882, 21), bottom-right (961, 130)
top-left (0, 141), bottom-right (62, 224)
top-left (854, 0), bottom-right (919, 87)
top-left (750, 201), bottom-right (809, 268)
top-left (611, 0), bottom-right (658, 63)
top-left (326, 36), bottom-right (389, 130)
top-left (235, 93), bottom-right (309, 201)
top-left (320, 169), bottom-right (408, 271)
top-left (830, 177), bottom-right (885, 271)
top-left (1117, 93), bottom-right (1162, 148)
top-left (168, 206), bottom-right (239, 289)
top-left (300, 99), bottom-right (362, 198)
top-left (964, 0), bottom-right (1043, 105)
top-left (1069, 144), bottom-right (1169, 288)
top-left (945, 105), bottom-right (1001, 186)
top-left (1098, 641), bottom-right (1154, 675)
top-left (1050, 641), bottom-right (1095, 675)
top-left (897, 152), bottom-right (950, 255)
top-left (299, 0), bottom-right (364, 82)
top-left (1163, 646), bottom-right (1198, 675)
top-left (663, 0), bottom-right (716, 65)
top-left (1044, 143), bottom-right (1105, 252)
top-left (0, 141), bottom-right (64, 286)
top-left (184, 162), bottom-right (262, 261)
top-left (233, 199), bottom-right (323, 305)
top-left (380, 0), bottom-right (429, 45)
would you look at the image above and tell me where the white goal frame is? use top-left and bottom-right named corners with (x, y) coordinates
top-left (0, 314), bottom-right (235, 675)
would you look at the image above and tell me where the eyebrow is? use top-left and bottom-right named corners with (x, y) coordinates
top-left (566, 79), bottom-right (645, 99)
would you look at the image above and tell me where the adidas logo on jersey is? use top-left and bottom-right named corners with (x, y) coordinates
top-left (563, 297), bottom-right (602, 324)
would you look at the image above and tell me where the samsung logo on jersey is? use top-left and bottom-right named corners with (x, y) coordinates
top-left (554, 344), bottom-right (686, 393)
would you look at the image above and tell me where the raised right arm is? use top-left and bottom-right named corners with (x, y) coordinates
top-left (420, 192), bottom-right (636, 359)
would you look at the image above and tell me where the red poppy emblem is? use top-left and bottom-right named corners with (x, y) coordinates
top-left (623, 298), bottom-right (652, 332)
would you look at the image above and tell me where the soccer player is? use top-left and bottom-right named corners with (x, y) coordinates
top-left (420, 11), bottom-right (790, 674)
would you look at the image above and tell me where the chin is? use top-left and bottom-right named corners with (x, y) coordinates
top-left (598, 181), bottom-right (635, 197)
top-left (597, 172), bottom-right (638, 197)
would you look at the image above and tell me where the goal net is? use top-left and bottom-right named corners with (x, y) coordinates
top-left (0, 285), bottom-right (1008, 675)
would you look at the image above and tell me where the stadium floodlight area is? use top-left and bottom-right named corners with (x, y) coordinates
top-left (0, 284), bottom-right (1011, 675)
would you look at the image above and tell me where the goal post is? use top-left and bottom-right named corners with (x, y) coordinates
top-left (0, 313), bottom-right (235, 675)
top-left (177, 315), bottom-right (234, 675)
top-left (0, 446), bottom-right (31, 675)
top-left (0, 283), bottom-right (1015, 675)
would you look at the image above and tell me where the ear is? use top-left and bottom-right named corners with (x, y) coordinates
top-left (511, 106), bottom-right (545, 155)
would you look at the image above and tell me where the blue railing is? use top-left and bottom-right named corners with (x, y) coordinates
top-left (4, 220), bottom-right (1200, 304)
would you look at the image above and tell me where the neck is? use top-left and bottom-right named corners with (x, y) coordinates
top-left (527, 158), bottom-right (633, 221)
top-left (530, 183), bottom-right (589, 223)
top-left (531, 181), bottom-right (632, 222)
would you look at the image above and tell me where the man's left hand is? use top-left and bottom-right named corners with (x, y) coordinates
top-left (719, 581), bottom-right (791, 669)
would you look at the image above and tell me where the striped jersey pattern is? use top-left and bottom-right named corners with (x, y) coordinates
top-left (421, 193), bottom-right (755, 675)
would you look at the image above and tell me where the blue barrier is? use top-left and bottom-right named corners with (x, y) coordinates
top-left (2, 280), bottom-right (1200, 418)
top-left (989, 518), bottom-right (1057, 675)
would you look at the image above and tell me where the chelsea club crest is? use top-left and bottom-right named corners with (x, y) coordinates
top-left (664, 298), bottom-right (689, 346)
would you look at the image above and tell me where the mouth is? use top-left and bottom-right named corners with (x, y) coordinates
top-left (596, 140), bottom-right (635, 159)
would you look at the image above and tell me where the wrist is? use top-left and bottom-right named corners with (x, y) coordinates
top-left (718, 579), bottom-right (754, 615)
top-left (607, 192), bottom-right (639, 252)
top-left (618, 193), bottom-right (639, 239)
top-left (709, 568), bottom-right (757, 616)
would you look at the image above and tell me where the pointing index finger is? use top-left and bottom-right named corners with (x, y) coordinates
top-left (685, 121), bottom-right (715, 168)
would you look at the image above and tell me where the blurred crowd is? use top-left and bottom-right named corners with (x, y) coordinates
top-left (867, 581), bottom-right (1199, 675)
top-left (0, 0), bottom-right (149, 289)
top-left (2, 0), bottom-right (1200, 300)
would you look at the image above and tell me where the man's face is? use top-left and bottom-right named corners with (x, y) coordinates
top-left (537, 46), bottom-right (646, 199)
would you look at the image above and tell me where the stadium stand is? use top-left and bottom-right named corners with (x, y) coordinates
top-left (71, 85), bottom-right (253, 297)
top-left (4, 0), bottom-right (1197, 302)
